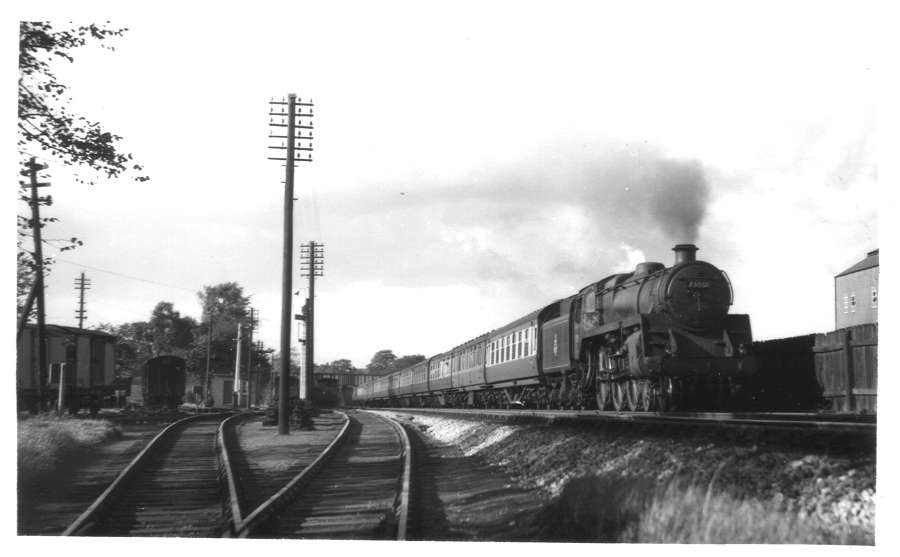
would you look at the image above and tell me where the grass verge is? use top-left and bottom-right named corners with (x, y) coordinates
top-left (536, 474), bottom-right (874, 544)
top-left (18, 414), bottom-right (122, 488)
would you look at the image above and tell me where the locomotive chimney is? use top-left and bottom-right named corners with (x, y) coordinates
top-left (673, 244), bottom-right (698, 264)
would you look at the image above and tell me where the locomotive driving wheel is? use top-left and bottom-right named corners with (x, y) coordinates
top-left (625, 380), bottom-right (638, 411)
top-left (657, 377), bottom-right (673, 411)
top-left (597, 380), bottom-right (611, 410)
top-left (611, 380), bottom-right (627, 411)
top-left (635, 380), bottom-right (653, 411)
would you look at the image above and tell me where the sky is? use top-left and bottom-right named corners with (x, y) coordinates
top-left (8, 1), bottom-right (884, 370)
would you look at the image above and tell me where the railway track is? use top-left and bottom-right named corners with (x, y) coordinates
top-left (63, 413), bottom-right (241, 537)
top-left (366, 407), bottom-right (875, 432)
top-left (18, 422), bottom-right (163, 535)
top-left (368, 407), bottom-right (875, 456)
top-left (238, 410), bottom-right (412, 539)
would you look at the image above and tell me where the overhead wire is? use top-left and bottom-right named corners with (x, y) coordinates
top-left (54, 257), bottom-right (197, 293)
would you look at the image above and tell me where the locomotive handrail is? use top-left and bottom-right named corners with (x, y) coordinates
top-left (62, 412), bottom-right (233, 536)
top-left (234, 410), bottom-right (351, 538)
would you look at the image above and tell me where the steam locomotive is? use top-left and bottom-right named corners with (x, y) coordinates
top-left (357, 244), bottom-right (755, 411)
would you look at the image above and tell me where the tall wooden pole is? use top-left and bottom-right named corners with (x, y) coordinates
top-left (245, 308), bottom-right (255, 409)
top-left (24, 158), bottom-right (49, 404)
top-left (233, 322), bottom-right (243, 410)
top-left (204, 312), bottom-right (213, 406)
top-left (75, 272), bottom-right (90, 328)
top-left (278, 94), bottom-right (297, 434)
top-left (300, 241), bottom-right (324, 401)
top-left (306, 244), bottom-right (315, 401)
top-left (269, 93), bottom-right (313, 433)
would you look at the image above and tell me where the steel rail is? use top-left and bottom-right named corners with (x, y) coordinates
top-left (368, 410), bottom-right (413, 540)
top-left (62, 412), bottom-right (232, 536)
top-left (234, 411), bottom-right (351, 538)
top-left (216, 411), bottom-right (264, 536)
top-left (369, 407), bottom-right (875, 434)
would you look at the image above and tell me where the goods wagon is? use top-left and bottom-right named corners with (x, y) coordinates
top-left (130, 355), bottom-right (186, 409)
top-left (16, 323), bottom-right (116, 414)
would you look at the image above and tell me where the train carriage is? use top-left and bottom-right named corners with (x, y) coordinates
top-left (485, 310), bottom-right (541, 386)
top-left (408, 359), bottom-right (430, 403)
top-left (372, 375), bottom-right (390, 401)
top-left (427, 352), bottom-right (453, 394)
top-left (397, 366), bottom-right (415, 398)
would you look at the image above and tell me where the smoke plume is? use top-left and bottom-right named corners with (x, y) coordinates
top-left (322, 139), bottom-right (713, 291)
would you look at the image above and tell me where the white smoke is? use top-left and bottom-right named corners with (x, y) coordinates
top-left (615, 243), bottom-right (646, 272)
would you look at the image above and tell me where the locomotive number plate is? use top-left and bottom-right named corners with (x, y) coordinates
top-left (687, 280), bottom-right (711, 289)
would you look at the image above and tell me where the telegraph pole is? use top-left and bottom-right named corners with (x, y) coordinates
top-left (233, 323), bottom-right (243, 410)
top-left (74, 272), bottom-right (91, 328)
top-left (254, 340), bottom-right (263, 407)
top-left (300, 241), bottom-right (324, 402)
top-left (245, 308), bottom-right (256, 409)
top-left (22, 157), bottom-right (50, 403)
top-left (269, 94), bottom-right (314, 434)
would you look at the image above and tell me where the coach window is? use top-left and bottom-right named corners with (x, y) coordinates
top-left (843, 295), bottom-right (849, 314)
top-left (524, 328), bottom-right (529, 356)
top-left (850, 293), bottom-right (857, 312)
top-left (506, 336), bottom-right (511, 361)
top-left (517, 331), bottom-right (522, 358)
top-left (872, 287), bottom-right (878, 309)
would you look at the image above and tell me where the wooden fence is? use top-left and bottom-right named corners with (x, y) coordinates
top-left (813, 323), bottom-right (877, 412)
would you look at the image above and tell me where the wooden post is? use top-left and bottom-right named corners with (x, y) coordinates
top-left (842, 328), bottom-right (855, 412)
top-left (56, 363), bottom-right (66, 416)
top-left (233, 323), bottom-right (243, 410)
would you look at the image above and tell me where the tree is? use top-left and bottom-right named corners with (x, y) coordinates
top-left (315, 359), bottom-right (357, 375)
top-left (391, 354), bottom-right (426, 372)
top-left (194, 283), bottom-right (252, 379)
top-left (97, 320), bottom-right (153, 378)
top-left (17, 22), bottom-right (148, 320)
top-left (198, 283), bottom-right (251, 327)
top-left (18, 22), bottom-right (147, 182)
top-left (366, 350), bottom-right (397, 376)
top-left (148, 302), bottom-right (196, 356)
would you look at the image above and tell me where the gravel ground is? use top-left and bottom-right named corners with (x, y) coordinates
top-left (383, 411), bottom-right (875, 544)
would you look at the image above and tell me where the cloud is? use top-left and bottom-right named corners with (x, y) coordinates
top-left (317, 139), bottom-right (711, 296)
